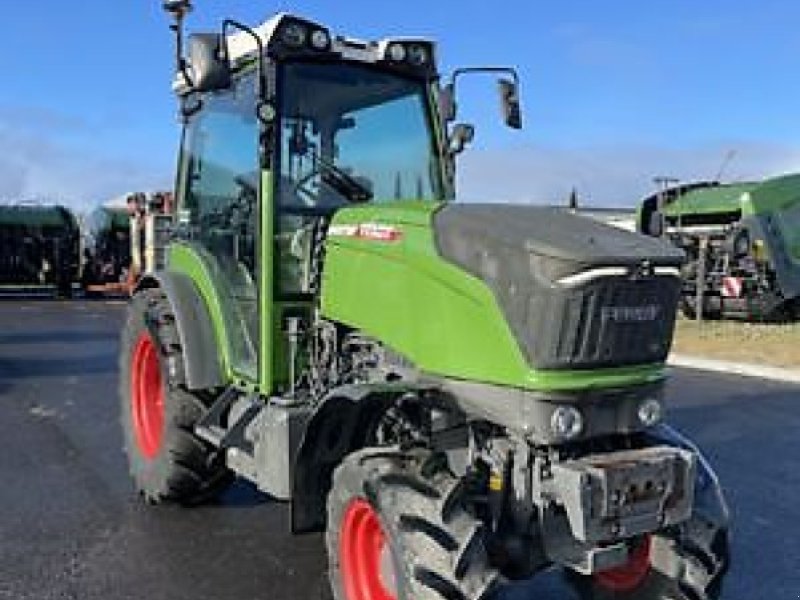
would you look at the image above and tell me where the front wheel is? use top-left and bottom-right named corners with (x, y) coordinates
top-left (119, 288), bottom-right (231, 504)
top-left (326, 448), bottom-right (499, 600)
top-left (564, 518), bottom-right (729, 600)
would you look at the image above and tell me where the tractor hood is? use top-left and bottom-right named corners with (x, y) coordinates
top-left (433, 204), bottom-right (684, 371)
top-left (321, 201), bottom-right (679, 391)
top-left (433, 204), bottom-right (684, 280)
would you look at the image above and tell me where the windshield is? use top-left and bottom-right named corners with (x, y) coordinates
top-left (278, 62), bottom-right (442, 208)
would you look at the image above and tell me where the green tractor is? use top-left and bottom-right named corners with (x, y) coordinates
top-left (120, 3), bottom-right (730, 599)
top-left (639, 175), bottom-right (800, 321)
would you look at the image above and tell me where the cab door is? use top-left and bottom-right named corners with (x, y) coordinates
top-left (173, 74), bottom-right (260, 381)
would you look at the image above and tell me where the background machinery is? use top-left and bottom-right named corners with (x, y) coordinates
top-left (82, 191), bottom-right (174, 296)
top-left (640, 175), bottom-right (800, 321)
top-left (119, 4), bottom-right (731, 600)
top-left (0, 203), bottom-right (81, 297)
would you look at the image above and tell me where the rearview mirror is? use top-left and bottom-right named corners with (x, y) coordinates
top-left (448, 123), bottom-right (475, 155)
top-left (498, 78), bottom-right (522, 129)
top-left (188, 33), bottom-right (231, 92)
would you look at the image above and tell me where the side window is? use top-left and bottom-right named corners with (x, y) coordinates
top-left (180, 76), bottom-right (260, 375)
top-left (184, 78), bottom-right (258, 276)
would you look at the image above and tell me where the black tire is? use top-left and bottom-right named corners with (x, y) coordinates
top-left (326, 447), bottom-right (499, 600)
top-left (564, 517), bottom-right (730, 600)
top-left (120, 288), bottom-right (231, 504)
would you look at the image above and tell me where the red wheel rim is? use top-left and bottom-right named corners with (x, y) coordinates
top-left (130, 332), bottom-right (165, 460)
top-left (339, 499), bottom-right (397, 600)
top-left (595, 535), bottom-right (652, 593)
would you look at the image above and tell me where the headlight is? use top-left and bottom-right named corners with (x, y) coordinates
top-left (387, 43), bottom-right (407, 62)
top-left (281, 22), bottom-right (307, 47)
top-left (310, 29), bottom-right (330, 50)
top-left (407, 44), bottom-right (428, 65)
top-left (638, 398), bottom-right (663, 427)
top-left (551, 406), bottom-right (584, 440)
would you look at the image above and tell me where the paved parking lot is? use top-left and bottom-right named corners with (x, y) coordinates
top-left (0, 300), bottom-right (797, 599)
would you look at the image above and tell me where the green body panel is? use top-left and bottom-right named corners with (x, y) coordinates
top-left (662, 175), bottom-right (800, 220)
top-left (747, 174), bottom-right (800, 262)
top-left (662, 183), bottom-right (757, 217)
top-left (167, 243), bottom-right (234, 381)
top-left (259, 169), bottom-right (280, 392)
top-left (0, 205), bottom-right (77, 229)
top-left (742, 173), bottom-right (800, 215)
top-left (104, 207), bottom-right (131, 230)
top-left (321, 201), bottom-right (665, 392)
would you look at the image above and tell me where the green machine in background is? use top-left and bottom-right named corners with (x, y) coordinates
top-left (119, 4), bottom-right (730, 599)
top-left (640, 174), bottom-right (800, 321)
top-left (0, 203), bottom-right (80, 296)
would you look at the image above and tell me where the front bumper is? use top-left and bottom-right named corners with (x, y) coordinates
top-left (549, 445), bottom-right (696, 544)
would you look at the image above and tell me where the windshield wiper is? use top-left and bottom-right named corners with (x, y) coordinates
top-left (311, 151), bottom-right (373, 204)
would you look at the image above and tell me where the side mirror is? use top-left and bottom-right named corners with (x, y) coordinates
top-left (188, 33), bottom-right (231, 92)
top-left (448, 123), bottom-right (475, 155)
top-left (498, 78), bottom-right (522, 129)
top-left (439, 83), bottom-right (456, 122)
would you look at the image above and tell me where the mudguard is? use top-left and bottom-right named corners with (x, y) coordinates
top-left (649, 424), bottom-right (730, 530)
top-left (291, 386), bottom-right (401, 533)
top-left (136, 272), bottom-right (225, 391)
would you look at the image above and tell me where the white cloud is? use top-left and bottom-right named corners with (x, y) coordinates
top-left (0, 109), bottom-right (171, 212)
top-left (457, 141), bottom-right (800, 207)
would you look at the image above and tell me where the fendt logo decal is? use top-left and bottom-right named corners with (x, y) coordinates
top-left (328, 223), bottom-right (403, 243)
top-left (601, 305), bottom-right (661, 323)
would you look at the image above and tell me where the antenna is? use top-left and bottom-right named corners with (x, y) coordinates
top-left (714, 149), bottom-right (737, 183)
top-left (162, 0), bottom-right (194, 88)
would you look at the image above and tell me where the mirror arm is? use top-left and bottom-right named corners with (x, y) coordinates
top-left (221, 19), bottom-right (268, 100)
top-left (447, 66), bottom-right (520, 103)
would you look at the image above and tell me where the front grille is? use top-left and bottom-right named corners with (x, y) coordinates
top-left (523, 275), bottom-right (680, 369)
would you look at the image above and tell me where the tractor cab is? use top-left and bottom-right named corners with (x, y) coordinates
top-left (166, 10), bottom-right (520, 391)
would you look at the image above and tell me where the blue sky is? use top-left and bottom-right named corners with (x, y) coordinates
top-left (2, 0), bottom-right (799, 208)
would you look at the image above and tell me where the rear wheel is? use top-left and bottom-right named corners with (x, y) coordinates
top-left (565, 519), bottom-right (729, 600)
top-left (326, 448), bottom-right (498, 600)
top-left (120, 288), bottom-right (231, 504)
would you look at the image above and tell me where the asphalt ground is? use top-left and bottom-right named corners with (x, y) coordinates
top-left (0, 300), bottom-right (797, 599)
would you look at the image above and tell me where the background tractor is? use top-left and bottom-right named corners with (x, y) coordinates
top-left (639, 175), bottom-right (800, 321)
top-left (120, 3), bottom-right (731, 599)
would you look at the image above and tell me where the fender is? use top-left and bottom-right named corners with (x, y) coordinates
top-left (136, 272), bottom-right (225, 391)
top-left (290, 385), bottom-right (402, 533)
top-left (649, 424), bottom-right (730, 530)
